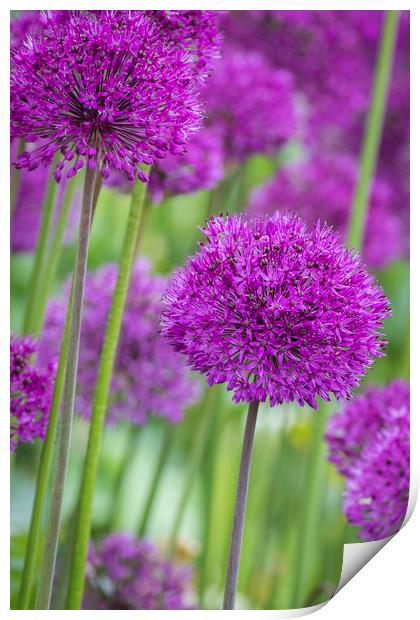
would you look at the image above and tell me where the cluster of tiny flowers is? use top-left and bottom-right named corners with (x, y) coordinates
top-left (203, 47), bottom-right (297, 162)
top-left (38, 259), bottom-right (200, 425)
top-left (10, 334), bottom-right (55, 451)
top-left (162, 212), bottom-right (390, 408)
top-left (248, 155), bottom-right (402, 270)
top-left (11, 10), bottom-right (204, 182)
top-left (327, 380), bottom-right (409, 541)
top-left (83, 533), bottom-right (196, 610)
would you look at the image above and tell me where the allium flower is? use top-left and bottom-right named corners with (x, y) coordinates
top-left (38, 259), bottom-right (199, 424)
top-left (11, 10), bottom-right (202, 182)
top-left (10, 10), bottom-right (50, 50)
top-left (248, 155), bottom-right (402, 270)
top-left (344, 424), bottom-right (409, 541)
top-left (203, 47), bottom-right (297, 162)
top-left (162, 212), bottom-right (390, 408)
top-left (83, 533), bottom-right (196, 610)
top-left (10, 334), bottom-right (55, 451)
top-left (11, 165), bottom-right (49, 252)
top-left (326, 380), bottom-right (409, 476)
top-left (148, 128), bottom-right (225, 202)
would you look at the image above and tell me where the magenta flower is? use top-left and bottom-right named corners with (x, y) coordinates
top-left (83, 533), bottom-right (196, 610)
top-left (162, 212), bottom-right (390, 408)
top-left (203, 47), bottom-right (297, 162)
top-left (11, 11), bottom-right (203, 182)
top-left (10, 334), bottom-right (55, 451)
top-left (38, 259), bottom-right (200, 425)
top-left (248, 155), bottom-right (402, 270)
top-left (11, 164), bottom-right (49, 252)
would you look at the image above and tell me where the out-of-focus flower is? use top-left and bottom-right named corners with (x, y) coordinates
top-left (248, 155), bottom-right (402, 270)
top-left (162, 212), bottom-right (390, 408)
top-left (38, 259), bottom-right (200, 425)
top-left (11, 11), bottom-right (203, 181)
top-left (84, 533), bottom-right (196, 610)
top-left (11, 165), bottom-right (49, 252)
top-left (10, 10), bottom-right (44, 50)
top-left (203, 47), bottom-right (297, 162)
top-left (10, 333), bottom-right (55, 451)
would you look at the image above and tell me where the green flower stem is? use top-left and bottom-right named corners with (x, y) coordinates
top-left (10, 138), bottom-right (25, 215)
top-left (137, 425), bottom-right (174, 537)
top-left (32, 175), bottom-right (79, 336)
top-left (289, 403), bottom-right (330, 609)
top-left (168, 390), bottom-right (213, 554)
top-left (35, 166), bottom-right (97, 610)
top-left (18, 276), bottom-right (74, 610)
top-left (66, 173), bottom-right (150, 610)
top-left (22, 154), bottom-right (60, 335)
top-left (347, 10), bottom-right (399, 251)
top-left (223, 400), bottom-right (259, 610)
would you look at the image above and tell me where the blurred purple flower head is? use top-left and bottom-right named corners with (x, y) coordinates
top-left (10, 334), bottom-right (55, 451)
top-left (10, 10), bottom-right (45, 50)
top-left (39, 259), bottom-right (200, 425)
top-left (203, 47), bottom-right (297, 162)
top-left (326, 379), bottom-right (409, 476)
top-left (84, 533), bottom-right (196, 609)
top-left (11, 10), bottom-right (203, 182)
top-left (162, 212), bottom-right (390, 408)
top-left (248, 154), bottom-right (402, 270)
top-left (11, 165), bottom-right (48, 252)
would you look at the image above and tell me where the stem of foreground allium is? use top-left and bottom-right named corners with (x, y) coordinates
top-left (32, 175), bottom-right (79, 336)
top-left (347, 10), bottom-right (399, 251)
top-left (18, 276), bottom-right (74, 610)
top-left (223, 400), bottom-right (259, 610)
top-left (66, 172), bottom-right (150, 610)
top-left (35, 166), bottom-right (97, 610)
top-left (22, 154), bottom-right (60, 335)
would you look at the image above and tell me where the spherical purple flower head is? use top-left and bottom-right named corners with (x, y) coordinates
top-left (38, 259), bottom-right (200, 425)
top-left (162, 212), bottom-right (390, 408)
top-left (10, 334), bottom-right (55, 451)
top-left (148, 127), bottom-right (225, 202)
top-left (83, 533), bottom-right (196, 609)
top-left (344, 421), bottom-right (409, 541)
top-left (203, 47), bottom-right (297, 162)
top-left (326, 380), bottom-right (409, 476)
top-left (248, 155), bottom-right (402, 270)
top-left (11, 164), bottom-right (48, 252)
top-left (11, 10), bottom-right (202, 182)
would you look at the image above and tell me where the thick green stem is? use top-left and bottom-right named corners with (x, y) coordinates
top-left (223, 400), bottom-right (259, 610)
top-left (66, 173), bottom-right (150, 610)
top-left (35, 166), bottom-right (97, 610)
top-left (137, 425), bottom-right (174, 537)
top-left (168, 391), bottom-right (213, 554)
top-left (347, 10), bottom-right (399, 251)
top-left (32, 175), bottom-right (79, 336)
top-left (17, 278), bottom-right (74, 610)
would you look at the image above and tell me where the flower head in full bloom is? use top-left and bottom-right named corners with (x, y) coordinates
top-left (38, 259), bottom-right (199, 425)
top-left (10, 334), bottom-right (55, 451)
top-left (162, 212), bottom-right (390, 408)
top-left (11, 10), bottom-right (203, 182)
top-left (203, 47), bottom-right (297, 162)
top-left (248, 155), bottom-right (402, 270)
top-left (84, 533), bottom-right (196, 609)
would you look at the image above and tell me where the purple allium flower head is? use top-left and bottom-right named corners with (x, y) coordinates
top-left (161, 212), bottom-right (390, 408)
top-left (203, 47), bottom-right (297, 162)
top-left (248, 154), bottom-right (402, 270)
top-left (10, 10), bottom-right (45, 50)
top-left (11, 10), bottom-right (203, 182)
top-left (148, 127), bottom-right (225, 202)
top-left (83, 533), bottom-right (196, 610)
top-left (10, 334), bottom-right (55, 451)
top-left (38, 259), bottom-right (200, 424)
top-left (11, 164), bottom-right (49, 252)
top-left (343, 424), bottom-right (409, 541)
top-left (326, 379), bottom-right (409, 476)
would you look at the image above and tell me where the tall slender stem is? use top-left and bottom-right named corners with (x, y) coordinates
top-left (137, 425), bottom-right (174, 537)
top-left (35, 166), bottom-right (97, 610)
top-left (223, 400), bottom-right (259, 610)
top-left (66, 173), bottom-right (150, 610)
top-left (32, 175), bottom-right (79, 336)
top-left (23, 155), bottom-right (60, 335)
top-left (347, 10), bottom-right (399, 251)
top-left (18, 276), bottom-right (74, 610)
